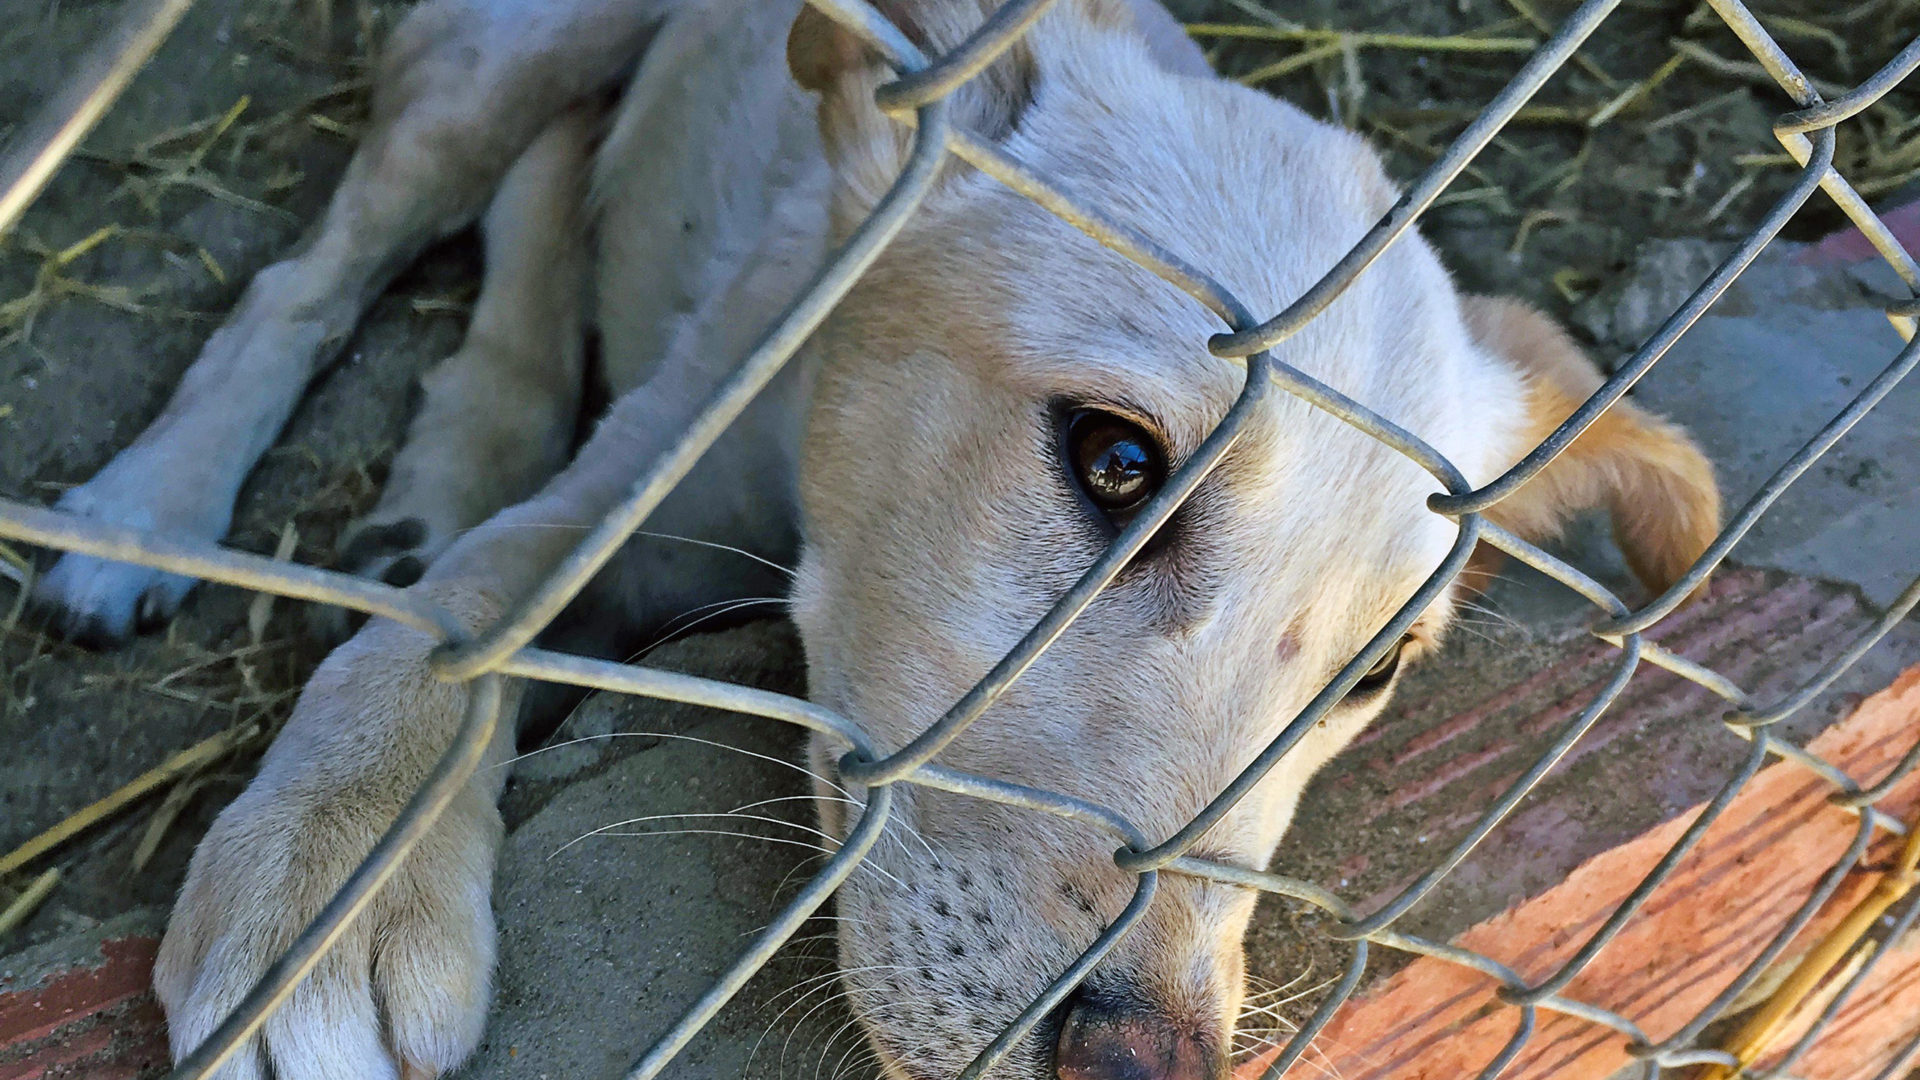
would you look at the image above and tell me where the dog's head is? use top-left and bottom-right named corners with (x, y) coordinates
top-left (784, 2), bottom-right (1720, 1076)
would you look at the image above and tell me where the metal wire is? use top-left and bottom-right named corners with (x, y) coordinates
top-left (171, 674), bottom-right (507, 1080)
top-left (2, 0), bottom-right (1918, 1077)
top-left (1755, 888), bottom-right (1920, 1080)
top-left (1205, 0), bottom-right (1624, 360)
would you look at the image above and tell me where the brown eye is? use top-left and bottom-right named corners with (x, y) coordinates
top-left (1345, 635), bottom-right (1410, 699)
top-left (1066, 410), bottom-right (1166, 517)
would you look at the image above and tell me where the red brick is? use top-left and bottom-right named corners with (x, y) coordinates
top-left (0, 938), bottom-right (157, 1047)
top-left (0, 937), bottom-right (166, 1080)
top-left (1241, 663), bottom-right (1920, 1079)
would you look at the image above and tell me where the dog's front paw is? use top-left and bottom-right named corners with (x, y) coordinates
top-left (156, 620), bottom-right (506, 1079)
top-left (31, 550), bottom-right (196, 647)
top-left (156, 774), bottom-right (500, 1080)
top-left (30, 458), bottom-right (229, 647)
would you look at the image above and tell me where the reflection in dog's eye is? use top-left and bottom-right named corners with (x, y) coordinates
top-left (1344, 635), bottom-right (1410, 701)
top-left (1065, 409), bottom-right (1167, 521)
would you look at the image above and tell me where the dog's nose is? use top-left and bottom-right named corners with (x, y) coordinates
top-left (1054, 990), bottom-right (1225, 1080)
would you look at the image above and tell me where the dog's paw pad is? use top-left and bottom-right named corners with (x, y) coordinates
top-left (156, 723), bottom-right (498, 1080)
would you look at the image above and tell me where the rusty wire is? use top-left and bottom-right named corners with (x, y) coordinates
top-left (2, 0), bottom-right (1918, 1077)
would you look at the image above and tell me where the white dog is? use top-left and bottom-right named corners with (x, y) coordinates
top-left (29, 0), bottom-right (1720, 1076)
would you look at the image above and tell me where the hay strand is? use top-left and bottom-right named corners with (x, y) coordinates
top-left (0, 868), bottom-right (60, 940)
top-left (1697, 820), bottom-right (1920, 1079)
top-left (1187, 23), bottom-right (1539, 53)
top-left (0, 721), bottom-right (261, 879)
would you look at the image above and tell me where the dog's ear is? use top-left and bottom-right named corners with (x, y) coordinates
top-left (1463, 296), bottom-right (1721, 601)
top-left (788, 0), bottom-right (1039, 219)
top-left (787, 0), bottom-right (1157, 219)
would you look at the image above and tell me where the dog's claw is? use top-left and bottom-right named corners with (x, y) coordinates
top-left (31, 552), bottom-right (197, 648)
top-left (28, 452), bottom-right (230, 645)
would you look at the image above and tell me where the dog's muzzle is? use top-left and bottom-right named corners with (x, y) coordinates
top-left (1053, 987), bottom-right (1227, 1080)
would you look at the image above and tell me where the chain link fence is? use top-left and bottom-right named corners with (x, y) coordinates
top-left (3, 0), bottom-right (1919, 1076)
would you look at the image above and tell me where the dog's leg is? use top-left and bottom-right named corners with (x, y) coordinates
top-left (156, 6), bottom-right (824, 1072)
top-left (31, 0), bottom-right (657, 647)
top-left (155, 221), bottom-right (821, 1080)
top-left (333, 108), bottom-right (597, 595)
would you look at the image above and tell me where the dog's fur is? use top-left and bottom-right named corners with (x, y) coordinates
top-left (31, 0), bottom-right (1721, 1076)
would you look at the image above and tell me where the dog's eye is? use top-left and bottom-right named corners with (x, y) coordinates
top-left (1345, 635), bottom-right (1410, 700)
top-left (1065, 410), bottom-right (1166, 518)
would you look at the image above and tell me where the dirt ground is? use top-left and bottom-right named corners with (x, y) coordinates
top-left (2, 0), bottom-right (1918, 1075)
top-left (0, 0), bottom-right (477, 951)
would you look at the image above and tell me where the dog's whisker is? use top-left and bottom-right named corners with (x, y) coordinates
top-left (767, 964), bottom-right (903, 1009)
top-left (630, 528), bottom-right (798, 578)
top-left (498, 730), bottom-right (674, 769)
top-left (1242, 986), bottom-right (1325, 1014)
top-left (729, 794), bottom-right (942, 862)
top-left (558, 809), bottom-right (845, 848)
top-left (1244, 968), bottom-right (1315, 1000)
top-left (1234, 1023), bottom-right (1296, 1042)
top-left (1446, 620), bottom-right (1501, 646)
top-left (551, 820), bottom-right (907, 888)
top-left (1454, 597), bottom-right (1524, 632)
top-left (1235, 1016), bottom-right (1298, 1040)
top-left (1234, 1029), bottom-right (1297, 1056)
top-left (867, 811), bottom-right (940, 861)
top-left (761, 984), bottom-right (893, 1069)
top-left (448, 520), bottom-right (596, 541)
top-left (731, 793), bottom-right (835, 814)
top-left (829, 1040), bottom-right (882, 1080)
top-left (826, 1018), bottom-right (883, 1080)
top-left (552, 808), bottom-right (875, 867)
top-left (755, 964), bottom-right (900, 1044)
top-left (764, 931), bottom-right (844, 953)
top-left (1245, 980), bottom-right (1312, 1003)
top-left (559, 823), bottom-right (823, 854)
top-left (783, 984), bottom-right (899, 1072)
top-left (808, 1008), bottom-right (878, 1079)
top-left (1271, 972), bottom-right (1340, 1007)
top-left (441, 524), bottom-right (798, 585)
top-left (749, 913), bottom-right (878, 933)
top-left (770, 850), bottom-right (834, 900)
top-left (1251, 1016), bottom-right (1380, 1080)
top-left (728, 793), bottom-right (905, 859)
top-left (1237, 1034), bottom-right (1343, 1080)
top-left (750, 976), bottom-right (893, 1076)
top-left (1238, 1002), bottom-right (1304, 1026)
top-left (656, 594), bottom-right (788, 632)
top-left (660, 594), bottom-right (789, 635)
top-left (537, 601), bottom-right (788, 736)
top-left (633, 596), bottom-right (789, 658)
top-left (1239, 996), bottom-right (1299, 1018)
top-left (811, 1003), bottom-right (904, 1080)
top-left (1301, 1039), bottom-right (1350, 1080)
top-left (511, 729), bottom-right (856, 798)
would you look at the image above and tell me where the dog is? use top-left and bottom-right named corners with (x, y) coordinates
top-left (28, 0), bottom-right (1722, 1076)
